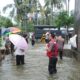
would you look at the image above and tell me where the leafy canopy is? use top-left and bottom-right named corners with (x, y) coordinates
top-left (55, 11), bottom-right (74, 28)
top-left (0, 16), bottom-right (13, 28)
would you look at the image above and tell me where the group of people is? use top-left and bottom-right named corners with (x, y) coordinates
top-left (3, 32), bottom-right (65, 75)
top-left (45, 32), bottom-right (64, 75)
top-left (1, 34), bottom-right (26, 65)
top-left (22, 33), bottom-right (35, 46)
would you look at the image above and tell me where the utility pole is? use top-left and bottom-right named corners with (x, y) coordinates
top-left (75, 0), bottom-right (80, 52)
top-left (68, 0), bottom-right (70, 15)
top-left (0, 28), bottom-right (1, 47)
top-left (36, 0), bottom-right (38, 25)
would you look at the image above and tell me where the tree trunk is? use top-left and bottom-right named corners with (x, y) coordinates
top-left (68, 0), bottom-right (70, 14)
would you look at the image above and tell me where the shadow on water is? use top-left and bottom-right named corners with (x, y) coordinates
top-left (0, 44), bottom-right (80, 80)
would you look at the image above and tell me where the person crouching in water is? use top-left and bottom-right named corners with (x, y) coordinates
top-left (46, 33), bottom-right (58, 75)
top-left (14, 47), bottom-right (25, 65)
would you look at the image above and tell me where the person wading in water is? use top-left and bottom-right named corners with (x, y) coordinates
top-left (46, 33), bottom-right (58, 75)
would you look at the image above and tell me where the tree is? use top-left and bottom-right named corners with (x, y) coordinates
top-left (55, 11), bottom-right (74, 42)
top-left (63, 0), bottom-right (70, 14)
top-left (3, 0), bottom-right (32, 30)
top-left (27, 20), bottom-right (34, 32)
top-left (44, 0), bottom-right (62, 25)
top-left (0, 16), bottom-right (13, 27)
top-left (55, 11), bottom-right (74, 28)
top-left (2, 0), bottom-right (65, 26)
top-left (3, 3), bottom-right (16, 18)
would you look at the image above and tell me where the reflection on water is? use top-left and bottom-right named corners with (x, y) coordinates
top-left (0, 44), bottom-right (80, 80)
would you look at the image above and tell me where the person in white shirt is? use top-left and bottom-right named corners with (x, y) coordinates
top-left (14, 47), bottom-right (25, 65)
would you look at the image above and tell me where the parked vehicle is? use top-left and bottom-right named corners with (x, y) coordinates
top-left (34, 25), bottom-right (59, 39)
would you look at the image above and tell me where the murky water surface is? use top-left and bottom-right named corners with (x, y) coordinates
top-left (0, 43), bottom-right (80, 80)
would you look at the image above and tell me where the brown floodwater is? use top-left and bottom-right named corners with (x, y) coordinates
top-left (0, 44), bottom-right (80, 80)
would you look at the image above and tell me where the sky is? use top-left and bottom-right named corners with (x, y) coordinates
top-left (39, 0), bottom-right (75, 11)
top-left (0, 0), bottom-right (14, 16)
top-left (0, 0), bottom-right (75, 17)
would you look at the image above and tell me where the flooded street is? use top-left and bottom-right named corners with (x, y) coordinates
top-left (0, 43), bottom-right (80, 80)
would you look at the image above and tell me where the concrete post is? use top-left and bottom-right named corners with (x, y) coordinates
top-left (75, 0), bottom-right (80, 52)
top-left (0, 28), bottom-right (1, 46)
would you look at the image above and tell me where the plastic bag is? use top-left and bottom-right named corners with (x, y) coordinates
top-left (68, 35), bottom-right (77, 48)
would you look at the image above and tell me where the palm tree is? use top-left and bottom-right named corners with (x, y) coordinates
top-left (63, 0), bottom-right (70, 14)
top-left (37, 0), bottom-right (62, 25)
top-left (2, 0), bottom-right (23, 22)
top-left (37, 0), bottom-right (52, 25)
top-left (2, 0), bottom-right (32, 25)
top-left (44, 0), bottom-right (62, 25)
top-left (3, 3), bottom-right (16, 18)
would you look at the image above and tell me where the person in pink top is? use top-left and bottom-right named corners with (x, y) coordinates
top-left (46, 33), bottom-right (58, 74)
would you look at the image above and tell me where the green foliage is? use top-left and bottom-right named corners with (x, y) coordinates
top-left (0, 16), bottom-right (13, 27)
top-left (5, 18), bottom-right (13, 27)
top-left (27, 21), bottom-right (34, 32)
top-left (55, 11), bottom-right (74, 28)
